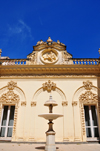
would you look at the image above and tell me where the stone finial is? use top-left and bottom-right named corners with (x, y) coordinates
top-left (47, 37), bottom-right (52, 43)
top-left (98, 48), bottom-right (100, 58)
top-left (57, 40), bottom-right (60, 44)
top-left (0, 49), bottom-right (2, 59)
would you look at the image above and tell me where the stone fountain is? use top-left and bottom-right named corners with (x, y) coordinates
top-left (38, 95), bottom-right (63, 151)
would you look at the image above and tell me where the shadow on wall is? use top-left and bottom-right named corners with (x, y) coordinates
top-left (35, 146), bottom-right (59, 150)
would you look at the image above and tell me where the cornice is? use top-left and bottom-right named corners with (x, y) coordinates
top-left (0, 64), bottom-right (100, 76)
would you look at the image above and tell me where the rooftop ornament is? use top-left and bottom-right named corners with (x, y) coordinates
top-left (47, 37), bottom-right (53, 45)
top-left (0, 49), bottom-right (2, 59)
top-left (98, 48), bottom-right (100, 58)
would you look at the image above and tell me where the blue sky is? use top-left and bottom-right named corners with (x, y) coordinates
top-left (0, 0), bottom-right (100, 59)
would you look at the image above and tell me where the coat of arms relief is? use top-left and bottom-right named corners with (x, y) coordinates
top-left (41, 49), bottom-right (58, 64)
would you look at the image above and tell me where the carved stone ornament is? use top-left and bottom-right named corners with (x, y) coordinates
top-left (42, 80), bottom-right (56, 92)
top-left (79, 90), bottom-right (98, 104)
top-left (21, 101), bottom-right (26, 106)
top-left (72, 101), bottom-right (78, 106)
top-left (31, 101), bottom-right (36, 107)
top-left (79, 90), bottom-right (98, 136)
top-left (83, 80), bottom-right (93, 90)
top-left (7, 81), bottom-right (17, 90)
top-left (0, 90), bottom-right (19, 103)
top-left (41, 49), bottom-right (58, 64)
top-left (62, 101), bottom-right (68, 106)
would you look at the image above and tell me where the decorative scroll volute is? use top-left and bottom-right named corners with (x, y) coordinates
top-left (83, 80), bottom-right (93, 90)
top-left (42, 80), bottom-right (56, 92)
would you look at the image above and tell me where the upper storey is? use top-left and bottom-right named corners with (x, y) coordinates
top-left (27, 37), bottom-right (72, 65)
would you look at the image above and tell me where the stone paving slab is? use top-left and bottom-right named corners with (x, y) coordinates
top-left (0, 143), bottom-right (100, 151)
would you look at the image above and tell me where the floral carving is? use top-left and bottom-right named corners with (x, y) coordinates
top-left (7, 81), bottom-right (17, 90)
top-left (42, 80), bottom-right (56, 92)
top-left (83, 80), bottom-right (93, 90)
top-left (62, 101), bottom-right (68, 106)
top-left (31, 101), bottom-right (36, 107)
top-left (79, 91), bottom-right (97, 104)
top-left (0, 90), bottom-right (19, 103)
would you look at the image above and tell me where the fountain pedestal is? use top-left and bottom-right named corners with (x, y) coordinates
top-left (38, 95), bottom-right (63, 151)
top-left (45, 131), bottom-right (56, 151)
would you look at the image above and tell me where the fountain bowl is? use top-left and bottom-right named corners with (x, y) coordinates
top-left (38, 113), bottom-right (63, 120)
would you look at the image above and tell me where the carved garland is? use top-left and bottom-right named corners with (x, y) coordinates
top-left (0, 81), bottom-right (20, 138)
top-left (79, 90), bottom-right (98, 136)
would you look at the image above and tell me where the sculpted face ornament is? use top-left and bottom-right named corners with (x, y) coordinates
top-left (41, 49), bottom-right (58, 64)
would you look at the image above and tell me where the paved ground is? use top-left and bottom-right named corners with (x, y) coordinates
top-left (0, 143), bottom-right (100, 151)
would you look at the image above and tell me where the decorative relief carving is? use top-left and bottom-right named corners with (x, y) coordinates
top-left (40, 48), bottom-right (58, 64)
top-left (0, 81), bottom-right (20, 139)
top-left (31, 101), bottom-right (36, 107)
top-left (79, 91), bottom-right (98, 104)
top-left (21, 101), bottom-right (26, 106)
top-left (12, 105), bottom-right (18, 137)
top-left (0, 91), bottom-right (20, 103)
top-left (80, 104), bottom-right (86, 135)
top-left (72, 101), bottom-right (78, 106)
top-left (83, 80), bottom-right (93, 90)
top-left (62, 101), bottom-right (68, 106)
top-left (42, 80), bottom-right (56, 92)
top-left (79, 90), bottom-right (98, 137)
top-left (0, 104), bottom-right (2, 123)
top-left (98, 97), bottom-right (100, 115)
top-left (7, 81), bottom-right (17, 90)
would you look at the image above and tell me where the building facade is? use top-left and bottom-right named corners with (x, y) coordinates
top-left (0, 37), bottom-right (100, 142)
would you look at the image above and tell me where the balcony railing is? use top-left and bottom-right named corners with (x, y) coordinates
top-left (0, 58), bottom-right (99, 65)
top-left (72, 58), bottom-right (99, 65)
top-left (0, 59), bottom-right (28, 65)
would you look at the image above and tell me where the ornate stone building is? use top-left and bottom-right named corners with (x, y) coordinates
top-left (0, 37), bottom-right (100, 142)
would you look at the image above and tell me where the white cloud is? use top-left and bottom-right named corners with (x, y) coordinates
top-left (7, 20), bottom-right (34, 41)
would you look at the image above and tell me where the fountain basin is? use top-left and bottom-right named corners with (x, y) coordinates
top-left (38, 113), bottom-right (63, 120)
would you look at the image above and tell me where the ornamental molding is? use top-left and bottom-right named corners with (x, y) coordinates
top-left (0, 81), bottom-right (20, 139)
top-left (79, 90), bottom-right (98, 137)
top-left (21, 101), bottom-right (26, 106)
top-left (83, 80), bottom-right (93, 90)
top-left (42, 80), bottom-right (56, 92)
top-left (31, 101), bottom-right (36, 107)
top-left (1, 66), bottom-right (100, 77)
top-left (72, 101), bottom-right (78, 106)
top-left (62, 101), bottom-right (68, 106)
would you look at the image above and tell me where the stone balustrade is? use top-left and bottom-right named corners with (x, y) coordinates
top-left (0, 58), bottom-right (99, 65)
top-left (72, 58), bottom-right (99, 65)
top-left (0, 59), bottom-right (28, 65)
